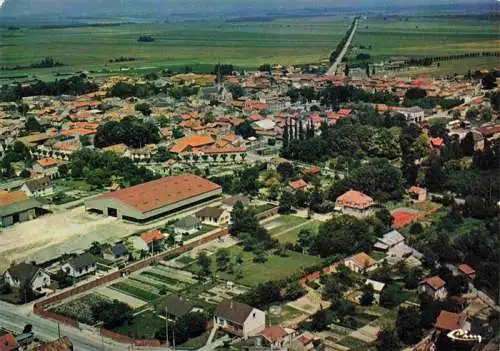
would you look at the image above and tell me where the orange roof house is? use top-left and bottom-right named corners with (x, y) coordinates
top-left (0, 331), bottom-right (18, 351)
top-left (421, 276), bottom-right (446, 291)
top-left (258, 326), bottom-right (289, 345)
top-left (289, 179), bottom-right (308, 191)
top-left (335, 190), bottom-right (374, 217)
top-left (0, 191), bottom-right (29, 206)
top-left (37, 158), bottom-right (58, 168)
top-left (169, 135), bottom-right (215, 154)
top-left (458, 264), bottom-right (476, 280)
top-left (430, 137), bottom-right (445, 148)
top-left (140, 229), bottom-right (164, 244)
top-left (344, 252), bottom-right (377, 273)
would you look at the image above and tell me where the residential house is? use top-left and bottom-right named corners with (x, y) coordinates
top-left (335, 190), bottom-right (375, 218)
top-left (364, 279), bottom-right (386, 304)
top-left (21, 177), bottom-right (54, 198)
top-left (214, 299), bottom-right (266, 339)
top-left (430, 137), bottom-right (445, 149)
top-left (0, 331), bottom-right (17, 351)
top-left (435, 311), bottom-right (469, 332)
top-left (344, 252), bottom-right (378, 273)
top-left (61, 253), bottom-right (97, 278)
top-left (408, 186), bottom-right (428, 202)
top-left (140, 229), bottom-right (165, 252)
top-left (102, 242), bottom-right (129, 262)
top-left (399, 106), bottom-right (425, 123)
top-left (0, 191), bottom-right (42, 227)
top-left (195, 207), bottom-right (230, 226)
top-left (458, 264), bottom-right (476, 281)
top-left (33, 158), bottom-right (59, 178)
top-left (255, 325), bottom-right (295, 350)
top-left (162, 295), bottom-right (195, 320)
top-left (374, 230), bottom-right (405, 251)
top-left (419, 276), bottom-right (447, 300)
top-left (289, 179), bottom-right (309, 192)
top-left (174, 215), bottom-right (201, 235)
top-left (221, 195), bottom-right (250, 211)
top-left (4, 262), bottom-right (51, 292)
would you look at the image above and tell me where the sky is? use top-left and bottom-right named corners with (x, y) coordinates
top-left (0, 0), bottom-right (496, 18)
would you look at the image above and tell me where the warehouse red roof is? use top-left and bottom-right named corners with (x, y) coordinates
top-left (96, 174), bottom-right (221, 213)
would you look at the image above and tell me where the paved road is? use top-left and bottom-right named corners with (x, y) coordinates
top-left (326, 18), bottom-right (358, 76)
top-left (0, 301), bottom-right (124, 350)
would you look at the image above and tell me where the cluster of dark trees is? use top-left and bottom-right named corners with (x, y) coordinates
top-left (137, 35), bottom-right (155, 42)
top-left (404, 87), bottom-right (464, 109)
top-left (213, 64), bottom-right (235, 77)
top-left (109, 81), bottom-right (198, 100)
top-left (1, 57), bottom-right (65, 71)
top-left (109, 56), bottom-right (136, 63)
top-left (154, 312), bottom-right (208, 345)
top-left (70, 148), bottom-right (158, 188)
top-left (0, 141), bottom-right (32, 179)
top-left (235, 120), bottom-right (256, 139)
top-left (210, 164), bottom-right (264, 195)
top-left (94, 116), bottom-right (160, 149)
top-left (93, 299), bottom-right (134, 329)
top-left (404, 51), bottom-right (500, 67)
top-left (237, 280), bottom-right (306, 310)
top-left (0, 74), bottom-right (98, 102)
top-left (329, 18), bottom-right (358, 63)
top-left (287, 83), bottom-right (399, 107)
top-left (230, 200), bottom-right (275, 252)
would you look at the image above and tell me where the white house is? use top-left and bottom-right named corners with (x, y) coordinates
top-left (20, 177), bottom-right (54, 198)
top-left (4, 262), bottom-right (50, 292)
top-left (374, 230), bottom-right (406, 252)
top-left (418, 276), bottom-right (447, 300)
top-left (173, 215), bottom-right (201, 235)
top-left (344, 252), bottom-right (378, 274)
top-left (61, 253), bottom-right (97, 278)
top-left (32, 158), bottom-right (59, 178)
top-left (195, 207), bottom-right (230, 226)
top-left (335, 190), bottom-right (375, 218)
top-left (214, 299), bottom-right (266, 339)
top-left (399, 106), bottom-right (424, 123)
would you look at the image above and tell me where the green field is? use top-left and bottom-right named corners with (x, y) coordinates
top-left (0, 18), bottom-right (349, 80)
top-left (115, 310), bottom-right (164, 339)
top-left (188, 244), bottom-right (322, 286)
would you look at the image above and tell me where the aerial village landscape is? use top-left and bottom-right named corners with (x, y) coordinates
top-left (0, 1), bottom-right (499, 350)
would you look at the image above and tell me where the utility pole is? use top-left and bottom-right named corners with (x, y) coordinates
top-left (165, 307), bottom-right (169, 348)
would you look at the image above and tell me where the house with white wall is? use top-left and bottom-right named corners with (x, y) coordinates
top-left (214, 299), bottom-right (266, 339)
top-left (4, 262), bottom-right (50, 292)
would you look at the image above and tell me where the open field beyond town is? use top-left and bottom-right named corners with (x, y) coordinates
top-left (1, 16), bottom-right (498, 82)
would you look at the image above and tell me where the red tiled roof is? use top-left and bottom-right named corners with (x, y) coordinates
top-left (458, 264), bottom-right (475, 276)
top-left (338, 108), bottom-right (352, 117)
top-left (346, 252), bottom-right (376, 269)
top-left (140, 229), bottom-right (164, 244)
top-left (0, 191), bottom-right (29, 206)
top-left (478, 124), bottom-right (500, 137)
top-left (289, 179), bottom-right (308, 190)
top-left (336, 190), bottom-right (374, 209)
top-left (0, 332), bottom-right (17, 351)
top-left (435, 311), bottom-right (463, 331)
top-left (37, 158), bottom-right (58, 168)
top-left (430, 137), bottom-right (445, 148)
top-left (169, 135), bottom-right (215, 154)
top-left (421, 276), bottom-right (446, 290)
top-left (408, 186), bottom-right (425, 195)
top-left (96, 174), bottom-right (221, 213)
top-left (258, 326), bottom-right (287, 343)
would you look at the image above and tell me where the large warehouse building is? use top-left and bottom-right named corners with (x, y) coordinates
top-left (85, 174), bottom-right (222, 223)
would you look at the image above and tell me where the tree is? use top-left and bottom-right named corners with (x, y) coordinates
top-left (135, 103), bottom-right (152, 116)
top-left (227, 83), bottom-right (244, 99)
top-left (409, 222), bottom-right (424, 236)
top-left (311, 309), bottom-right (329, 331)
top-left (396, 306), bottom-right (422, 345)
top-left (197, 251), bottom-right (211, 278)
top-left (380, 284), bottom-right (402, 308)
top-left (297, 228), bottom-right (314, 249)
top-left (25, 116), bottom-right (45, 133)
top-left (283, 281), bottom-right (306, 301)
top-left (80, 135), bottom-right (91, 147)
top-left (94, 117), bottom-right (160, 149)
top-left (215, 248), bottom-right (230, 271)
top-left (376, 328), bottom-right (401, 351)
top-left (92, 300), bottom-right (133, 329)
top-left (19, 169), bottom-right (30, 178)
top-left (258, 64), bottom-right (272, 73)
top-left (322, 277), bottom-right (343, 305)
top-left (17, 103), bottom-right (30, 116)
top-left (375, 208), bottom-right (393, 228)
top-left (360, 284), bottom-right (375, 306)
top-left (278, 191), bottom-right (295, 214)
top-left (460, 132), bottom-right (475, 156)
top-left (235, 121), bottom-right (256, 139)
top-left (403, 266), bottom-right (423, 289)
top-left (405, 87), bottom-right (427, 100)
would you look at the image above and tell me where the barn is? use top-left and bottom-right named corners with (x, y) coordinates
top-left (85, 174), bottom-right (222, 223)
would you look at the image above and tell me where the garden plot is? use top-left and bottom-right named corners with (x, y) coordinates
top-left (110, 279), bottom-right (160, 302)
top-left (136, 272), bottom-right (185, 292)
top-left (49, 293), bottom-right (109, 325)
top-left (96, 286), bottom-right (148, 309)
top-left (156, 264), bottom-right (198, 284)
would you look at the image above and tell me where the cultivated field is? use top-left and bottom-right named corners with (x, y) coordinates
top-left (0, 18), bottom-right (349, 80)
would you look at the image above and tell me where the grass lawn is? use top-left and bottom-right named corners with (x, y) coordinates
top-left (267, 305), bottom-right (305, 325)
top-left (266, 215), bottom-right (309, 236)
top-left (54, 179), bottom-right (92, 192)
top-left (449, 218), bottom-right (484, 240)
top-left (276, 221), bottom-right (320, 244)
top-left (251, 203), bottom-right (276, 214)
top-left (115, 311), bottom-right (164, 339)
top-left (111, 281), bottom-right (160, 302)
top-left (337, 336), bottom-right (369, 349)
top-left (187, 245), bottom-right (322, 286)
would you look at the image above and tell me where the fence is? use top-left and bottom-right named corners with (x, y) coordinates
top-left (33, 227), bottom-right (229, 345)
